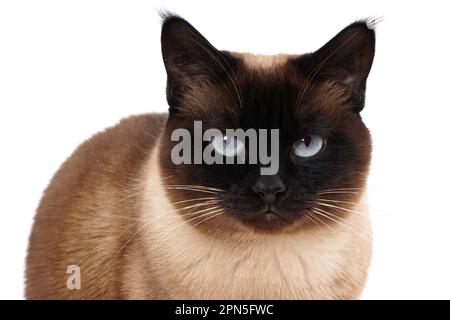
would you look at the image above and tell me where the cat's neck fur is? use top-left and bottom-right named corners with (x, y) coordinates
top-left (122, 141), bottom-right (372, 299)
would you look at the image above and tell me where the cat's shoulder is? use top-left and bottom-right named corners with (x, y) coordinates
top-left (75, 112), bottom-right (167, 161)
top-left (46, 113), bottom-right (168, 194)
top-left (97, 113), bottom-right (167, 148)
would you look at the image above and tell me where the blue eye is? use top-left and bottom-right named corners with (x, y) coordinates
top-left (212, 135), bottom-right (245, 157)
top-left (292, 135), bottom-right (325, 158)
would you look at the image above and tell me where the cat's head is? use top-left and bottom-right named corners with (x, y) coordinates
top-left (158, 14), bottom-right (375, 234)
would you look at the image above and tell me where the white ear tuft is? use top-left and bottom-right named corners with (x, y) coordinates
top-left (366, 16), bottom-right (383, 30)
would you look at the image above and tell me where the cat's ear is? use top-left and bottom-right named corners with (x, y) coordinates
top-left (161, 14), bottom-right (235, 111)
top-left (296, 20), bottom-right (376, 111)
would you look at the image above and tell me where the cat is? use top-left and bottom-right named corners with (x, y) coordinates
top-left (26, 14), bottom-right (376, 299)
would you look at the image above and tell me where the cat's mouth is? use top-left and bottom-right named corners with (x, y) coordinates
top-left (259, 211), bottom-right (286, 224)
top-left (238, 207), bottom-right (297, 232)
top-left (217, 197), bottom-right (316, 233)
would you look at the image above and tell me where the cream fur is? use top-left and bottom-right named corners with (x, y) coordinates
top-left (126, 141), bottom-right (372, 299)
top-left (234, 53), bottom-right (290, 70)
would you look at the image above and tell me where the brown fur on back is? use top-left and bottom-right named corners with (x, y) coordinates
top-left (26, 113), bottom-right (166, 299)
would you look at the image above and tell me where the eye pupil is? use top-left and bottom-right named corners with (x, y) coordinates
top-left (303, 136), bottom-right (311, 147)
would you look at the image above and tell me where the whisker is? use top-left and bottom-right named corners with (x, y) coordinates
top-left (111, 190), bottom-right (145, 206)
top-left (111, 183), bottom-right (223, 207)
top-left (166, 207), bottom-right (225, 233)
top-left (312, 208), bottom-right (371, 239)
top-left (319, 187), bottom-right (385, 192)
top-left (305, 211), bottom-right (335, 232)
top-left (114, 222), bottom-right (149, 257)
top-left (171, 197), bottom-right (219, 206)
top-left (179, 204), bottom-right (224, 217)
top-left (317, 198), bottom-right (391, 216)
top-left (314, 201), bottom-right (369, 217)
top-left (159, 184), bottom-right (224, 192)
top-left (319, 187), bottom-right (367, 192)
top-left (146, 202), bottom-right (223, 225)
top-left (96, 197), bottom-right (221, 222)
top-left (124, 181), bottom-right (225, 192)
top-left (315, 207), bottom-right (371, 236)
top-left (317, 198), bottom-right (362, 205)
top-left (146, 187), bottom-right (221, 194)
top-left (317, 191), bottom-right (361, 195)
top-left (191, 210), bottom-right (225, 228)
top-left (113, 204), bottom-right (224, 258)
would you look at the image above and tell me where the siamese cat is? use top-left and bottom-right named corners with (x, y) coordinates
top-left (26, 14), bottom-right (376, 299)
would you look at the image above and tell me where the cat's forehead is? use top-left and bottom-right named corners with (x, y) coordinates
top-left (231, 52), bottom-right (292, 71)
top-left (229, 52), bottom-right (349, 120)
top-left (230, 52), bottom-right (302, 82)
top-left (180, 52), bottom-right (352, 127)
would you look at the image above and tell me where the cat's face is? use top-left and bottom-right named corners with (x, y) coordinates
top-left (158, 15), bottom-right (375, 234)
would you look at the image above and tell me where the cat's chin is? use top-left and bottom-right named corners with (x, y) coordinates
top-left (237, 211), bottom-right (307, 234)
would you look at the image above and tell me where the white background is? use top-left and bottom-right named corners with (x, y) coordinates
top-left (1, 0), bottom-right (449, 299)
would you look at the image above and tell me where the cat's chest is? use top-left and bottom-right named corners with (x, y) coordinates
top-left (145, 222), bottom-right (348, 299)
